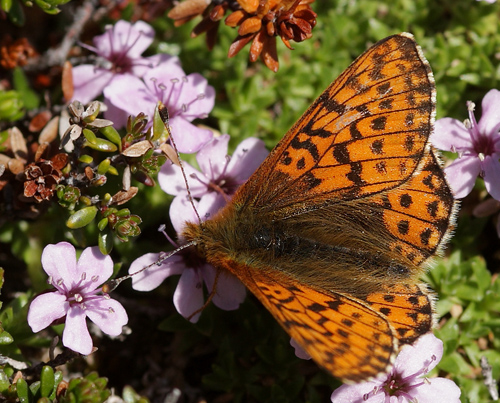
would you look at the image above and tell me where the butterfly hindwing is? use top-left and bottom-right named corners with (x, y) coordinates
top-left (365, 283), bottom-right (435, 346)
top-left (370, 148), bottom-right (456, 266)
top-left (239, 269), bottom-right (397, 383)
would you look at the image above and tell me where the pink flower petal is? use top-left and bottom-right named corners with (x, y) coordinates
top-left (103, 100), bottom-right (131, 129)
top-left (72, 65), bottom-right (114, 104)
top-left (142, 61), bottom-right (187, 88)
top-left (103, 74), bottom-right (154, 117)
top-left (77, 247), bottom-right (113, 291)
top-left (408, 377), bottom-right (461, 402)
top-left (27, 292), bottom-right (68, 332)
top-left (483, 153), bottom-right (500, 201)
top-left (158, 161), bottom-right (208, 198)
top-left (432, 118), bottom-right (472, 152)
top-left (202, 267), bottom-right (246, 311)
top-left (41, 242), bottom-right (77, 282)
top-left (86, 298), bottom-right (128, 336)
top-left (169, 195), bottom-right (200, 233)
top-left (173, 268), bottom-right (204, 323)
top-left (94, 20), bottom-right (154, 59)
top-left (168, 117), bottom-right (213, 153)
top-left (330, 381), bottom-right (382, 402)
top-left (176, 73), bottom-right (216, 118)
top-left (226, 137), bottom-right (268, 183)
top-left (196, 134), bottom-right (230, 179)
top-left (444, 156), bottom-right (481, 198)
top-left (63, 305), bottom-right (93, 355)
top-left (198, 191), bottom-right (227, 218)
top-left (290, 338), bottom-right (311, 360)
top-left (130, 253), bottom-right (184, 291)
top-left (478, 89), bottom-right (500, 137)
top-left (395, 333), bottom-right (443, 377)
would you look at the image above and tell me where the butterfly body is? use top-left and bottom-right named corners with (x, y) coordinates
top-left (181, 33), bottom-right (456, 383)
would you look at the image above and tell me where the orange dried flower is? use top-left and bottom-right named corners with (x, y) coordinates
top-left (0, 35), bottom-right (38, 70)
top-left (227, 0), bottom-right (316, 72)
top-left (167, 0), bottom-right (315, 71)
top-left (169, 0), bottom-right (240, 50)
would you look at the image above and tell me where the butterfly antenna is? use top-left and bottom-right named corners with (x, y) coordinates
top-left (186, 267), bottom-right (222, 321)
top-left (158, 103), bottom-right (202, 226)
top-left (102, 241), bottom-right (196, 294)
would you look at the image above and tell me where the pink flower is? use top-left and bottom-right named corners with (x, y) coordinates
top-left (330, 333), bottom-right (461, 403)
top-left (290, 338), bottom-right (311, 360)
top-left (159, 134), bottom-right (269, 212)
top-left (27, 242), bottom-right (128, 355)
top-left (129, 196), bottom-right (246, 322)
top-left (72, 20), bottom-right (173, 104)
top-left (103, 59), bottom-right (215, 153)
top-left (431, 89), bottom-right (500, 200)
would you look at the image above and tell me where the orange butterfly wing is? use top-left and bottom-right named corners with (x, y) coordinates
top-left (240, 33), bottom-right (435, 216)
top-left (182, 33), bottom-right (456, 383)
top-left (236, 268), bottom-right (435, 382)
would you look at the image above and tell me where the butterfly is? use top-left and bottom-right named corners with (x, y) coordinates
top-left (179, 33), bottom-right (457, 383)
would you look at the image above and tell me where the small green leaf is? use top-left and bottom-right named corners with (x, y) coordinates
top-left (99, 126), bottom-right (122, 149)
top-left (85, 138), bottom-right (118, 152)
top-left (66, 206), bottom-right (98, 229)
top-left (82, 128), bottom-right (97, 145)
top-left (97, 159), bottom-right (111, 175)
top-left (0, 330), bottom-right (14, 345)
top-left (0, 370), bottom-right (10, 393)
top-left (13, 68), bottom-right (39, 109)
top-left (40, 366), bottom-right (55, 397)
top-left (98, 218), bottom-right (109, 231)
top-left (1, 0), bottom-right (13, 12)
top-left (98, 230), bottom-right (113, 255)
top-left (107, 165), bottom-right (119, 175)
top-left (78, 155), bottom-right (93, 164)
top-left (29, 380), bottom-right (40, 397)
top-left (16, 378), bottom-right (30, 403)
top-left (7, 0), bottom-right (24, 25)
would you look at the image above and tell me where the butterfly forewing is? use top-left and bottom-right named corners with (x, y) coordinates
top-left (241, 33), bottom-right (435, 216)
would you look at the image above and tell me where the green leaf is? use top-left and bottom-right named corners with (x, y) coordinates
top-left (66, 206), bottom-right (98, 229)
top-left (0, 330), bottom-right (14, 345)
top-left (1, 0), bottom-right (12, 12)
top-left (6, 0), bottom-right (24, 25)
top-left (12, 68), bottom-right (39, 109)
top-left (82, 128), bottom-right (97, 145)
top-left (0, 369), bottom-right (10, 393)
top-left (40, 366), bottom-right (55, 397)
top-left (85, 138), bottom-right (118, 152)
top-left (99, 126), bottom-right (122, 150)
top-left (98, 230), bottom-right (113, 255)
top-left (16, 378), bottom-right (30, 403)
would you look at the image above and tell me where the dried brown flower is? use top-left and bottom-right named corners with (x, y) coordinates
top-left (0, 35), bottom-right (38, 70)
top-left (22, 154), bottom-right (68, 202)
top-left (227, 0), bottom-right (316, 71)
top-left (168, 0), bottom-right (316, 71)
top-left (169, 0), bottom-right (241, 50)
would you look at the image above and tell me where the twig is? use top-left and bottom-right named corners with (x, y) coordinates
top-left (481, 356), bottom-right (499, 401)
top-left (24, 0), bottom-right (97, 71)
